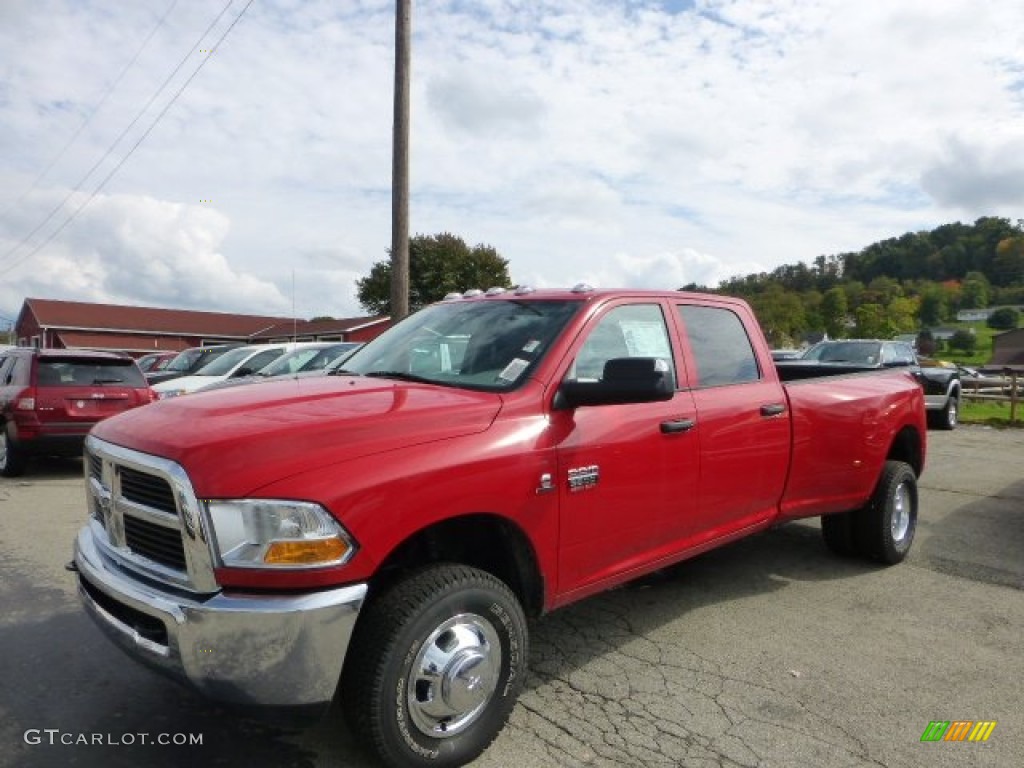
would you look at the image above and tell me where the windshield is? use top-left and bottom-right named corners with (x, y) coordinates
top-left (340, 299), bottom-right (581, 391)
top-left (298, 343), bottom-right (361, 372)
top-left (256, 346), bottom-right (330, 376)
top-left (803, 341), bottom-right (882, 364)
top-left (166, 349), bottom-right (203, 372)
top-left (194, 346), bottom-right (259, 376)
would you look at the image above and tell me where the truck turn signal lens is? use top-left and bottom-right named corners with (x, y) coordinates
top-left (263, 537), bottom-right (350, 565)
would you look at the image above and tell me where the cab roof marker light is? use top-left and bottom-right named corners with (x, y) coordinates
top-left (442, 292), bottom-right (463, 301)
top-left (485, 287), bottom-right (506, 296)
top-left (463, 289), bottom-right (484, 298)
top-left (514, 285), bottom-right (535, 295)
top-left (571, 282), bottom-right (596, 293)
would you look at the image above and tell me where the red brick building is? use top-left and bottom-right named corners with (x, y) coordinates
top-left (13, 298), bottom-right (390, 356)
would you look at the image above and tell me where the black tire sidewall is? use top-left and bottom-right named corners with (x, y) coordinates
top-left (821, 511), bottom-right (856, 557)
top-left (0, 426), bottom-right (24, 477)
top-left (944, 398), bottom-right (958, 430)
top-left (359, 569), bottom-right (527, 768)
top-left (877, 462), bottom-right (918, 562)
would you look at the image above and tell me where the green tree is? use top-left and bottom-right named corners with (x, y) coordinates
top-left (750, 283), bottom-right (806, 346)
top-left (960, 271), bottom-right (990, 309)
top-left (356, 233), bottom-right (511, 314)
top-left (916, 329), bottom-right (937, 356)
top-left (992, 237), bottom-right (1024, 287)
top-left (887, 296), bottom-right (920, 334)
top-left (854, 303), bottom-right (891, 338)
top-left (917, 282), bottom-right (948, 326)
top-left (842, 281), bottom-right (865, 311)
top-left (821, 287), bottom-right (848, 339)
top-left (987, 307), bottom-right (1020, 330)
top-left (865, 276), bottom-right (903, 306)
top-left (948, 329), bottom-right (977, 354)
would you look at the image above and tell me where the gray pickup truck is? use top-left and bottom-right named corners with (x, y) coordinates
top-left (789, 339), bottom-right (961, 430)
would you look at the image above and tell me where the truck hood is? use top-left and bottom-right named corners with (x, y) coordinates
top-left (93, 376), bottom-right (502, 496)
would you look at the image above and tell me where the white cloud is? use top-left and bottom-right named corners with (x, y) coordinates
top-left (2, 0), bottom-right (1024, 327)
top-left (0, 191), bottom-right (291, 316)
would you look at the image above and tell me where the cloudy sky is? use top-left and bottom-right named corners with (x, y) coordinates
top-left (2, 0), bottom-right (1023, 326)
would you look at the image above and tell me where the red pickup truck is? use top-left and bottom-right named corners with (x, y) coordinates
top-left (72, 287), bottom-right (926, 768)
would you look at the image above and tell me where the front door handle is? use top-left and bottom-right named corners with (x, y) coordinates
top-left (660, 418), bottom-right (695, 434)
top-left (760, 403), bottom-right (786, 417)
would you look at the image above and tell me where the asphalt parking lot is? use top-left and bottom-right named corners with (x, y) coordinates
top-left (1, 426), bottom-right (1021, 768)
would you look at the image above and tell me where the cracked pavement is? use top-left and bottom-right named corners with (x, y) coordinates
top-left (1, 426), bottom-right (1021, 768)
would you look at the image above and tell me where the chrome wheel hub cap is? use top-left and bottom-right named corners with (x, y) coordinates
top-left (407, 613), bottom-right (501, 739)
top-left (891, 482), bottom-right (911, 542)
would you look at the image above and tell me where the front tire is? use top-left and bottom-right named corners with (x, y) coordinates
top-left (341, 564), bottom-right (528, 768)
top-left (853, 461), bottom-right (918, 564)
top-left (0, 427), bottom-right (26, 477)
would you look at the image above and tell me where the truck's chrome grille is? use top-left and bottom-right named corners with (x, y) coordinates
top-left (84, 436), bottom-right (218, 593)
top-left (119, 467), bottom-right (178, 515)
top-left (88, 452), bottom-right (103, 480)
top-left (124, 516), bottom-right (187, 571)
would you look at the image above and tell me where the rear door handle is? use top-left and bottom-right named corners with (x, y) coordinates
top-left (760, 403), bottom-right (786, 417)
top-left (660, 418), bottom-right (695, 434)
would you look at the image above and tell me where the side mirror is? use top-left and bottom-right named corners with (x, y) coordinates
top-left (556, 357), bottom-right (674, 409)
top-left (232, 367), bottom-right (255, 378)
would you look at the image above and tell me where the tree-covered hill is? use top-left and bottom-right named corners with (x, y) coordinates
top-left (683, 216), bottom-right (1024, 346)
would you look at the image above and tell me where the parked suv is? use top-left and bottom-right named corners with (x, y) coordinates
top-left (0, 348), bottom-right (154, 476)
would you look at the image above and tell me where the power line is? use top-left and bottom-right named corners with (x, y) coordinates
top-left (0, 0), bottom-right (240, 273)
top-left (0, 0), bottom-right (180, 215)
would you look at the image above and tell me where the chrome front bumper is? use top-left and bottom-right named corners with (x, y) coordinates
top-left (74, 526), bottom-right (367, 712)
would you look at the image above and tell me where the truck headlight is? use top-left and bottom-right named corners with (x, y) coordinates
top-left (155, 389), bottom-right (184, 400)
top-left (205, 499), bottom-right (356, 568)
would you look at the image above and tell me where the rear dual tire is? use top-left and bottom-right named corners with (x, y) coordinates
top-left (821, 460), bottom-right (918, 565)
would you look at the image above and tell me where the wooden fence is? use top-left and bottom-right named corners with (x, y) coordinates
top-left (960, 369), bottom-right (1021, 423)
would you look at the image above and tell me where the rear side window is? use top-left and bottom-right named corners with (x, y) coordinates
top-left (886, 343), bottom-right (916, 366)
top-left (6, 356), bottom-right (29, 385)
top-left (36, 359), bottom-right (147, 388)
top-left (677, 305), bottom-right (760, 387)
top-left (240, 349), bottom-right (286, 374)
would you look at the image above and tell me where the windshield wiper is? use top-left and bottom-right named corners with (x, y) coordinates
top-left (92, 378), bottom-right (124, 384)
top-left (362, 370), bottom-right (434, 384)
top-left (328, 367), bottom-right (359, 376)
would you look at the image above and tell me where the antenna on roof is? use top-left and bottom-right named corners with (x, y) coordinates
top-left (292, 269), bottom-right (297, 344)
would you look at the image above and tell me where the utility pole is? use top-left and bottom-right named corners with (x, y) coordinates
top-left (390, 0), bottom-right (411, 320)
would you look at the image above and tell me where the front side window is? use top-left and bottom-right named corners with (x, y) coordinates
top-left (890, 343), bottom-right (916, 366)
top-left (239, 349), bottom-right (285, 375)
top-left (678, 305), bottom-right (760, 387)
top-left (565, 304), bottom-right (675, 385)
top-left (341, 299), bottom-right (582, 392)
